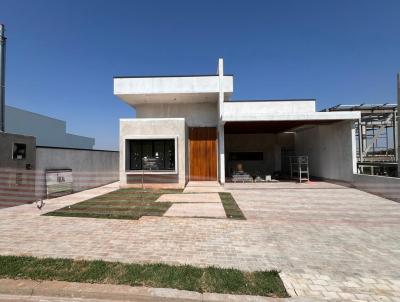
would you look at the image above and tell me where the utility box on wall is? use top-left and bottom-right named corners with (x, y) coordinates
top-left (45, 169), bottom-right (73, 198)
top-left (0, 132), bottom-right (36, 207)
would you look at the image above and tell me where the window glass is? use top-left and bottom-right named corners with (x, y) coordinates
top-left (164, 140), bottom-right (175, 170)
top-left (229, 152), bottom-right (263, 161)
top-left (130, 141), bottom-right (142, 170)
top-left (127, 139), bottom-right (175, 171)
top-left (153, 140), bottom-right (165, 170)
top-left (141, 141), bottom-right (153, 159)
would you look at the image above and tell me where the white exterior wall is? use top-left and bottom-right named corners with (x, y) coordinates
top-left (223, 100), bottom-right (315, 118)
top-left (135, 103), bottom-right (218, 127)
top-left (120, 118), bottom-right (186, 188)
top-left (295, 121), bottom-right (356, 182)
top-left (114, 76), bottom-right (233, 97)
top-left (223, 102), bottom-right (359, 122)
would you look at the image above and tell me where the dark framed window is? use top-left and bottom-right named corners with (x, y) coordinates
top-left (228, 152), bottom-right (263, 161)
top-left (128, 139), bottom-right (175, 171)
top-left (13, 143), bottom-right (27, 160)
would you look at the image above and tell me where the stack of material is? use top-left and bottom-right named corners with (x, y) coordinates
top-left (232, 171), bottom-right (253, 182)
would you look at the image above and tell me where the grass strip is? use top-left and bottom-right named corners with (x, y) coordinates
top-left (219, 192), bottom-right (246, 220)
top-left (0, 255), bottom-right (288, 297)
top-left (45, 189), bottom-right (246, 221)
top-left (44, 188), bottom-right (182, 220)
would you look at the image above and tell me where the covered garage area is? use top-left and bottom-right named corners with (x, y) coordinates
top-left (222, 117), bottom-right (359, 183)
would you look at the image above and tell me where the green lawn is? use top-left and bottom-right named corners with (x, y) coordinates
top-left (219, 192), bottom-right (246, 220)
top-left (44, 188), bottom-right (181, 220)
top-left (45, 189), bottom-right (246, 220)
top-left (0, 255), bottom-right (288, 297)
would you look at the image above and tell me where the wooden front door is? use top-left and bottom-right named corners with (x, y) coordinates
top-left (189, 127), bottom-right (217, 181)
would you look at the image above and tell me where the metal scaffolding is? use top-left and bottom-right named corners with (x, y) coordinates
top-left (325, 103), bottom-right (398, 176)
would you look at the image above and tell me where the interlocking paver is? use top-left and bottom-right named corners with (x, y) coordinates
top-left (0, 181), bottom-right (399, 301)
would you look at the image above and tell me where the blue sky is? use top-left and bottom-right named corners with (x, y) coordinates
top-left (2, 0), bottom-right (400, 150)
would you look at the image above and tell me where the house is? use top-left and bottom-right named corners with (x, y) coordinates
top-left (114, 59), bottom-right (360, 188)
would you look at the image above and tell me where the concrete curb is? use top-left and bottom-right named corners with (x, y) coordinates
top-left (0, 279), bottom-right (321, 302)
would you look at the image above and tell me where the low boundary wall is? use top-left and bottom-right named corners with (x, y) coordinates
top-left (36, 146), bottom-right (119, 199)
top-left (352, 174), bottom-right (400, 203)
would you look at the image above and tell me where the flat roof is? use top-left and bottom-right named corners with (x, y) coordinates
top-left (114, 75), bottom-right (233, 105)
top-left (324, 103), bottom-right (397, 112)
top-left (226, 98), bottom-right (316, 103)
top-left (114, 74), bottom-right (234, 79)
top-left (36, 146), bottom-right (118, 153)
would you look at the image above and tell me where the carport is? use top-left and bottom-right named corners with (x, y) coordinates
top-left (221, 101), bottom-right (360, 184)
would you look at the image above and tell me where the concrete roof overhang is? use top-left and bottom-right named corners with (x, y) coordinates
top-left (223, 112), bottom-right (360, 134)
top-left (222, 111), bottom-right (360, 123)
top-left (114, 75), bottom-right (233, 106)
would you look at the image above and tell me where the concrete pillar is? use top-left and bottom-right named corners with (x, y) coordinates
top-left (217, 58), bottom-right (225, 184)
top-left (351, 121), bottom-right (358, 175)
top-left (358, 121), bottom-right (363, 163)
top-left (217, 58), bottom-right (224, 119)
top-left (218, 123), bottom-right (225, 184)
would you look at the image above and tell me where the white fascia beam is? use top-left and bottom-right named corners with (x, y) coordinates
top-left (222, 112), bottom-right (361, 122)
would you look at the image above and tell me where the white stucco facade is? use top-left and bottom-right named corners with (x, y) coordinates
top-left (135, 102), bottom-right (219, 127)
top-left (114, 59), bottom-right (360, 188)
top-left (223, 100), bottom-right (316, 117)
top-left (295, 121), bottom-right (357, 182)
top-left (120, 118), bottom-right (186, 188)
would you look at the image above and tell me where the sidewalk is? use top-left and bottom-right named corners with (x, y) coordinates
top-left (0, 279), bottom-right (320, 302)
top-left (0, 182), bottom-right (120, 216)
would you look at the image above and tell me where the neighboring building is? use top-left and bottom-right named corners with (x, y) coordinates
top-left (114, 59), bottom-right (360, 189)
top-left (5, 105), bottom-right (95, 149)
top-left (325, 103), bottom-right (398, 177)
top-left (0, 106), bottom-right (119, 209)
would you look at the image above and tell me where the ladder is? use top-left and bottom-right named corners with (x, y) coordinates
top-left (289, 156), bottom-right (309, 183)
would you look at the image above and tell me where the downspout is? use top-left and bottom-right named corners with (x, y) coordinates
top-left (0, 24), bottom-right (6, 132)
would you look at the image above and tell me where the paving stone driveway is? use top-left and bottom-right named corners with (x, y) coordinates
top-left (0, 181), bottom-right (399, 301)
